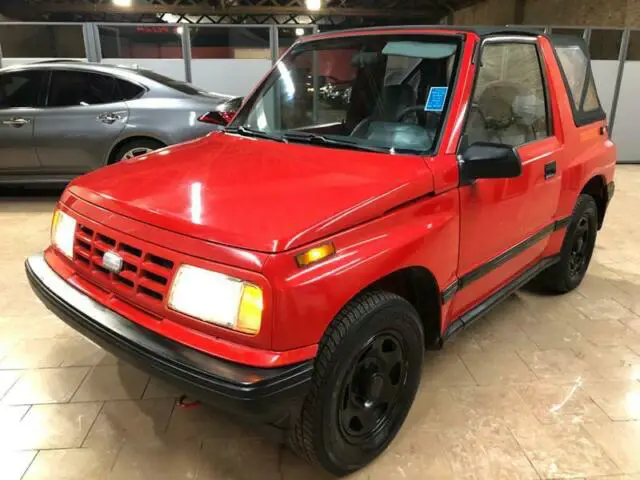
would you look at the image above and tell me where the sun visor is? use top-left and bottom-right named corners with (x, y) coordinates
top-left (382, 41), bottom-right (457, 59)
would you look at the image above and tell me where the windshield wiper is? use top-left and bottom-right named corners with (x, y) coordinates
top-left (283, 131), bottom-right (390, 154)
top-left (225, 125), bottom-right (285, 143)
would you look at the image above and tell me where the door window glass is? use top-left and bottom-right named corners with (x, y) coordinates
top-left (0, 70), bottom-right (43, 109)
top-left (115, 79), bottom-right (145, 100)
top-left (463, 42), bottom-right (549, 148)
top-left (48, 70), bottom-right (121, 107)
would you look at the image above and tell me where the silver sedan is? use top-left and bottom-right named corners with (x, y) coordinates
top-left (0, 61), bottom-right (240, 184)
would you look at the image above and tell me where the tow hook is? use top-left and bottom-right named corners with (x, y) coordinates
top-left (176, 394), bottom-right (201, 409)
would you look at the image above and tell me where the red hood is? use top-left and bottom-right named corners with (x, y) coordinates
top-left (68, 132), bottom-right (435, 253)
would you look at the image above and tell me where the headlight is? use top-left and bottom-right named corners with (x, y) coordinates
top-left (168, 265), bottom-right (263, 335)
top-left (51, 209), bottom-right (77, 259)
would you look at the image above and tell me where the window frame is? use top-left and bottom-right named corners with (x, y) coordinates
top-left (43, 67), bottom-right (147, 108)
top-left (550, 35), bottom-right (607, 127)
top-left (0, 68), bottom-right (48, 110)
top-left (457, 35), bottom-right (554, 154)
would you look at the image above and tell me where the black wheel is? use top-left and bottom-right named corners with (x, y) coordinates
top-left (288, 290), bottom-right (424, 476)
top-left (111, 138), bottom-right (165, 163)
top-left (537, 194), bottom-right (598, 293)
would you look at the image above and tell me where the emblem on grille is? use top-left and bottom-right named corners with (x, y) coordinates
top-left (102, 251), bottom-right (123, 274)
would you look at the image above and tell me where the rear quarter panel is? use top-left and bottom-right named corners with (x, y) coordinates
top-left (108, 96), bottom-right (223, 162)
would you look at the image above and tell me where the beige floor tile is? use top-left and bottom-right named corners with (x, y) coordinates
top-left (2, 367), bottom-right (89, 405)
top-left (22, 448), bottom-right (119, 480)
top-left (59, 339), bottom-right (118, 367)
top-left (72, 365), bottom-right (149, 402)
top-left (421, 352), bottom-right (477, 387)
top-left (447, 385), bottom-right (541, 430)
top-left (281, 449), bottom-right (339, 480)
top-left (404, 387), bottom-right (465, 432)
top-left (584, 421), bottom-right (640, 474)
top-left (460, 351), bottom-right (537, 385)
top-left (515, 382), bottom-right (609, 425)
top-left (465, 315), bottom-right (539, 353)
top-left (0, 338), bottom-right (83, 369)
top-left (143, 377), bottom-right (181, 399)
top-left (13, 402), bottom-right (102, 450)
top-left (0, 405), bottom-right (31, 449)
top-left (0, 370), bottom-right (20, 399)
top-left (109, 441), bottom-right (202, 480)
top-left (582, 381), bottom-right (640, 421)
top-left (164, 404), bottom-right (258, 442)
top-left (438, 425), bottom-right (539, 479)
top-left (83, 398), bottom-right (174, 449)
top-left (574, 344), bottom-right (640, 381)
top-left (520, 321), bottom-right (586, 350)
top-left (517, 348), bottom-right (602, 383)
top-left (569, 318), bottom-right (640, 347)
top-left (197, 437), bottom-right (281, 480)
top-left (573, 297), bottom-right (636, 322)
top-left (0, 450), bottom-right (37, 480)
top-left (512, 422), bottom-right (620, 478)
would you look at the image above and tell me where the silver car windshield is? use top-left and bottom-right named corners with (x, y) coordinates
top-left (230, 34), bottom-right (460, 154)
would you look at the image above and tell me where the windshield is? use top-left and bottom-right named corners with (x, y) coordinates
top-left (230, 34), bottom-right (460, 154)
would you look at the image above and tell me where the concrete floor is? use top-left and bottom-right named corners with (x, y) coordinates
top-left (1, 166), bottom-right (640, 479)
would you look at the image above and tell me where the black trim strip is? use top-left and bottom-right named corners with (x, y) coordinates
top-left (440, 216), bottom-right (570, 304)
top-left (443, 255), bottom-right (560, 341)
top-left (441, 282), bottom-right (458, 304)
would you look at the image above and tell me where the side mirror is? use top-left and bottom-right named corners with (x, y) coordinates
top-left (461, 142), bottom-right (522, 180)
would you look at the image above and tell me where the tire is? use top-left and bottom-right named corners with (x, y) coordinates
top-left (111, 138), bottom-right (165, 163)
top-left (537, 194), bottom-right (598, 293)
top-left (288, 290), bottom-right (424, 476)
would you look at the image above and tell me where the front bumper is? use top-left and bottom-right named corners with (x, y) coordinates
top-left (25, 254), bottom-right (312, 429)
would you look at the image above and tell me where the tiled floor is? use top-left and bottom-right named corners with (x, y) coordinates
top-left (2, 167), bottom-right (640, 479)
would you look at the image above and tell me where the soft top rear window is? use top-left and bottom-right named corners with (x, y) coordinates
top-left (551, 35), bottom-right (606, 127)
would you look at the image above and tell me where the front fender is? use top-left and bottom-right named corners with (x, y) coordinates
top-left (264, 189), bottom-right (460, 351)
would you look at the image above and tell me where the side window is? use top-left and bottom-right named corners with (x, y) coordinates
top-left (554, 42), bottom-right (604, 123)
top-left (0, 70), bottom-right (43, 109)
top-left (48, 70), bottom-right (121, 107)
top-left (115, 79), bottom-right (145, 101)
top-left (463, 42), bottom-right (549, 149)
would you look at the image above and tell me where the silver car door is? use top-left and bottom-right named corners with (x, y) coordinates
top-left (34, 69), bottom-right (129, 173)
top-left (0, 69), bottom-right (44, 171)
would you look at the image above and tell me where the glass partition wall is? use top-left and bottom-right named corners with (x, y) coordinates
top-left (0, 22), bottom-right (638, 162)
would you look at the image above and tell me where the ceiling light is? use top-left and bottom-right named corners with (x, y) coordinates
top-left (295, 28), bottom-right (305, 36)
top-left (176, 26), bottom-right (184, 35)
top-left (305, 0), bottom-right (321, 11)
top-left (113, 0), bottom-right (132, 7)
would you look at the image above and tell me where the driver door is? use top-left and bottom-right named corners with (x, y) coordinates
top-left (0, 69), bottom-right (45, 171)
top-left (449, 38), bottom-right (563, 319)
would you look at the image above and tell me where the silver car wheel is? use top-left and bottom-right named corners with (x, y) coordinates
top-left (122, 147), bottom-right (155, 160)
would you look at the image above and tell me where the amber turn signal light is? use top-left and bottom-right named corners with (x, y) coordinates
top-left (296, 243), bottom-right (336, 267)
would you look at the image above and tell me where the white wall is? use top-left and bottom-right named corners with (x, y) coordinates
top-left (191, 59), bottom-right (271, 96)
top-left (592, 60), bottom-right (619, 117)
top-left (612, 61), bottom-right (640, 162)
top-left (100, 58), bottom-right (186, 82)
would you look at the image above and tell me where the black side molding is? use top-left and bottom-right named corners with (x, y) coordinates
top-left (440, 216), bottom-right (571, 304)
top-left (442, 255), bottom-right (560, 341)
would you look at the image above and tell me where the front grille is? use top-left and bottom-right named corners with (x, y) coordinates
top-left (73, 223), bottom-right (175, 308)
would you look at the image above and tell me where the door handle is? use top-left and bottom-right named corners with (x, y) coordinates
top-left (544, 161), bottom-right (557, 180)
top-left (1, 117), bottom-right (31, 128)
top-left (97, 112), bottom-right (122, 124)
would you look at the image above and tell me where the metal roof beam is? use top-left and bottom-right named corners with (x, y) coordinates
top-left (3, 4), bottom-right (440, 18)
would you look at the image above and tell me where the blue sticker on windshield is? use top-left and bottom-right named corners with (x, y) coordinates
top-left (425, 87), bottom-right (448, 112)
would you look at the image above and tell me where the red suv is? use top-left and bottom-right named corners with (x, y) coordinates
top-left (27, 27), bottom-right (615, 475)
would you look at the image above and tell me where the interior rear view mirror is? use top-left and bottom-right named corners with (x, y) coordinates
top-left (461, 142), bottom-right (522, 180)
